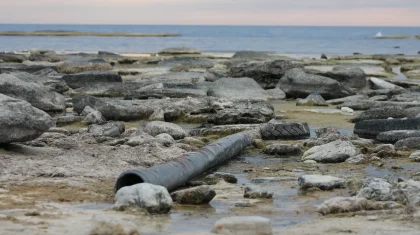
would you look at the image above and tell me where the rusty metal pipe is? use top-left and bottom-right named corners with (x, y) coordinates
top-left (114, 132), bottom-right (253, 192)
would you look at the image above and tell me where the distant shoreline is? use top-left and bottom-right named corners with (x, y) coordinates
top-left (0, 31), bottom-right (181, 37)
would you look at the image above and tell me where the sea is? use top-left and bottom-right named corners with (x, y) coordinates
top-left (0, 24), bottom-right (419, 56)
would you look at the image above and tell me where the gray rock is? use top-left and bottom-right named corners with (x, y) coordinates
top-left (114, 183), bottom-right (172, 214)
top-left (54, 116), bottom-right (84, 127)
top-left (155, 133), bottom-right (175, 145)
top-left (62, 71), bottom-right (122, 89)
top-left (170, 186), bottom-right (216, 205)
top-left (204, 69), bottom-right (228, 82)
top-left (327, 95), bottom-right (368, 105)
top-left (204, 173), bottom-right (238, 185)
top-left (394, 137), bottom-right (420, 149)
top-left (11, 71), bottom-right (69, 94)
top-left (244, 186), bottom-right (273, 199)
top-left (57, 59), bottom-right (112, 74)
top-left (296, 93), bottom-right (328, 106)
top-left (158, 47), bottom-right (200, 55)
top-left (369, 77), bottom-right (402, 90)
top-left (178, 137), bottom-right (205, 148)
top-left (211, 100), bottom-right (274, 125)
top-left (263, 144), bottom-right (302, 157)
top-left (126, 133), bottom-right (159, 147)
top-left (208, 77), bottom-right (285, 100)
top-left (0, 63), bottom-right (57, 74)
top-left (409, 151), bottom-right (420, 162)
top-left (394, 180), bottom-right (420, 206)
top-left (404, 106), bottom-right (420, 118)
top-left (298, 175), bottom-right (345, 190)
top-left (357, 178), bottom-right (394, 201)
top-left (232, 51), bottom-right (273, 60)
top-left (88, 122), bottom-right (125, 137)
top-left (84, 110), bottom-right (106, 125)
top-left (278, 68), bottom-right (355, 99)
top-left (0, 73), bottom-right (66, 112)
top-left (230, 60), bottom-right (304, 89)
top-left (0, 53), bottom-right (26, 63)
top-left (318, 197), bottom-right (402, 215)
top-left (315, 128), bottom-right (340, 138)
top-left (351, 106), bottom-right (406, 123)
top-left (309, 65), bottom-right (367, 90)
top-left (0, 94), bottom-right (53, 144)
top-left (377, 130), bottom-right (420, 144)
top-left (354, 118), bottom-right (420, 139)
top-left (212, 216), bottom-right (272, 235)
top-left (129, 82), bottom-right (208, 99)
top-left (189, 124), bottom-right (261, 137)
top-left (148, 109), bottom-right (165, 121)
top-left (345, 154), bottom-right (367, 164)
top-left (374, 144), bottom-right (395, 153)
top-left (161, 57), bottom-right (213, 70)
top-left (302, 140), bottom-right (357, 163)
top-left (140, 121), bottom-right (187, 140)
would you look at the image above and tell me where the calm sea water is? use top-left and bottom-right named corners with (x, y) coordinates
top-left (0, 24), bottom-right (419, 55)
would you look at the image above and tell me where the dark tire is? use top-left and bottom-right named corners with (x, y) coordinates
top-left (261, 122), bottom-right (310, 140)
top-left (354, 118), bottom-right (420, 139)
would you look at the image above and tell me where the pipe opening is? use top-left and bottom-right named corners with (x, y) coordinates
top-left (115, 173), bottom-right (144, 193)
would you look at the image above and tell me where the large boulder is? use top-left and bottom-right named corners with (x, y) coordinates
top-left (208, 77), bottom-right (285, 100)
top-left (376, 130), bottom-right (420, 144)
top-left (354, 118), bottom-right (420, 139)
top-left (302, 140), bottom-right (357, 163)
top-left (0, 73), bottom-right (66, 112)
top-left (230, 60), bottom-right (303, 89)
top-left (309, 65), bottom-right (367, 90)
top-left (351, 106), bottom-right (406, 123)
top-left (141, 121), bottom-right (187, 140)
top-left (62, 71), bottom-right (122, 89)
top-left (114, 183), bottom-right (172, 214)
top-left (278, 68), bottom-right (355, 99)
top-left (0, 94), bottom-right (52, 144)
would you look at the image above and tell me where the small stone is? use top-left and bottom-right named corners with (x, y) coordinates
top-left (318, 196), bottom-right (401, 215)
top-left (178, 137), bottom-right (205, 148)
top-left (296, 93), bottom-right (328, 107)
top-left (298, 175), bottom-right (345, 190)
top-left (303, 160), bottom-right (317, 164)
top-left (114, 183), bottom-right (172, 214)
top-left (141, 121), bottom-right (187, 140)
top-left (263, 144), bottom-right (302, 157)
top-left (88, 122), bottom-right (125, 138)
top-left (234, 202), bottom-right (256, 208)
top-left (204, 173), bottom-right (238, 185)
top-left (409, 151), bottom-right (420, 162)
top-left (171, 186), bottom-right (216, 205)
top-left (341, 107), bottom-right (354, 113)
top-left (212, 216), bottom-right (272, 235)
top-left (244, 186), bottom-right (273, 199)
top-left (345, 154), bottom-right (367, 164)
top-left (374, 144), bottom-right (395, 153)
top-left (149, 109), bottom-right (165, 121)
top-left (321, 54), bottom-right (328, 60)
top-left (84, 109), bottom-right (106, 125)
top-left (370, 156), bottom-right (381, 161)
top-left (252, 139), bottom-right (266, 149)
top-left (345, 178), bottom-right (364, 196)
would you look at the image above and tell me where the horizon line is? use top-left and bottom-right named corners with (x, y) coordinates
top-left (1, 23), bottom-right (420, 28)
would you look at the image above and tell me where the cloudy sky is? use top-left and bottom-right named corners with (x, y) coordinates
top-left (1, 0), bottom-right (419, 26)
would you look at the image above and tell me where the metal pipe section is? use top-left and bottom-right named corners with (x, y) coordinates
top-left (115, 132), bottom-right (253, 193)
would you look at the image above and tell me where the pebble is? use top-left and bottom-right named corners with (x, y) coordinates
top-left (212, 216), bottom-right (272, 235)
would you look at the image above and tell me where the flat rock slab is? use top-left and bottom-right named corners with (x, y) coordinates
top-left (302, 140), bottom-right (357, 163)
top-left (159, 47), bottom-right (201, 55)
top-left (306, 65), bottom-right (394, 78)
top-left (377, 130), bottom-right (420, 144)
top-left (212, 216), bottom-right (272, 235)
top-left (298, 175), bottom-right (345, 190)
top-left (62, 71), bottom-right (122, 89)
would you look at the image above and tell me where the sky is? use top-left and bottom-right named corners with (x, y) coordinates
top-left (0, 0), bottom-right (419, 26)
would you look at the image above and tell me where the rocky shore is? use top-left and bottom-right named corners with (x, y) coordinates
top-left (1, 48), bottom-right (420, 234)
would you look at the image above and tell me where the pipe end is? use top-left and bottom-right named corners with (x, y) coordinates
top-left (114, 171), bottom-right (145, 193)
